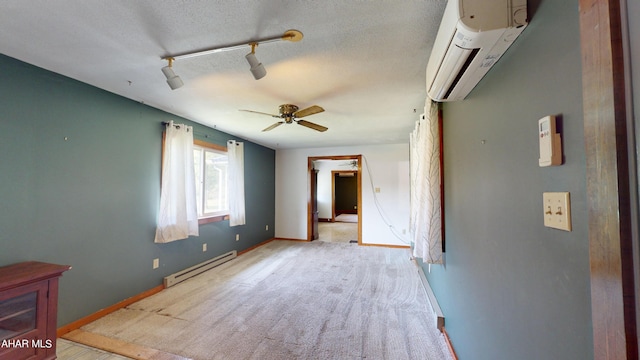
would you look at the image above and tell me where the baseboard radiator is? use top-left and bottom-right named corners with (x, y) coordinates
top-left (164, 250), bottom-right (237, 288)
top-left (412, 258), bottom-right (445, 331)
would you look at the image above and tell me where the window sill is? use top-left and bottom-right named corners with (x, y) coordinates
top-left (198, 215), bottom-right (229, 225)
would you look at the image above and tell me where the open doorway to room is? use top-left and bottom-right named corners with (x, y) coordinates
top-left (332, 170), bottom-right (358, 222)
top-left (307, 155), bottom-right (362, 244)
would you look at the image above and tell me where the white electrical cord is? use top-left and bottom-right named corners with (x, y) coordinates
top-left (361, 155), bottom-right (411, 245)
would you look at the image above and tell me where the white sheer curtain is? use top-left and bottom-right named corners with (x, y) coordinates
top-left (154, 121), bottom-right (199, 243)
top-left (227, 140), bottom-right (246, 226)
top-left (410, 100), bottom-right (443, 264)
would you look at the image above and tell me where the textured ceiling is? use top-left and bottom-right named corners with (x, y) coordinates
top-left (1, 0), bottom-right (447, 149)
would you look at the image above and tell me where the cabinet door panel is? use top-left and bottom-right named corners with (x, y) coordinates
top-left (0, 282), bottom-right (48, 360)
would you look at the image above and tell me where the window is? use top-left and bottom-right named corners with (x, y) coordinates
top-left (193, 140), bottom-right (229, 223)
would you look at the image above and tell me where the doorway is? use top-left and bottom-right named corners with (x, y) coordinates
top-left (307, 155), bottom-right (362, 244)
top-left (332, 170), bottom-right (358, 222)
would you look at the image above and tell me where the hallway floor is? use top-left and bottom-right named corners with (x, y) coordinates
top-left (318, 221), bottom-right (358, 243)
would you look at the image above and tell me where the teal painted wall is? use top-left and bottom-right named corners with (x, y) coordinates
top-left (422, 1), bottom-right (593, 359)
top-left (0, 54), bottom-right (275, 326)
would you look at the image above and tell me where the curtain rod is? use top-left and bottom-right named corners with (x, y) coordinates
top-left (162, 121), bottom-right (183, 128)
top-left (161, 122), bottom-right (242, 143)
top-left (161, 121), bottom-right (192, 133)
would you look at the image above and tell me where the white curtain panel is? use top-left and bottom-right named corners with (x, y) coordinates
top-left (154, 121), bottom-right (199, 243)
top-left (227, 140), bottom-right (246, 227)
top-left (410, 101), bottom-right (443, 264)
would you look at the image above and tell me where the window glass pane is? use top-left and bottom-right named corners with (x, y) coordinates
top-left (193, 143), bottom-right (228, 219)
top-left (204, 150), bottom-right (228, 215)
top-left (0, 291), bottom-right (37, 341)
top-left (194, 149), bottom-right (203, 216)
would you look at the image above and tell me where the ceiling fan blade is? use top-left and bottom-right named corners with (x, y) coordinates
top-left (240, 109), bottom-right (281, 118)
top-left (262, 122), bottom-right (284, 132)
top-left (294, 105), bottom-right (324, 118)
top-left (297, 119), bottom-right (328, 132)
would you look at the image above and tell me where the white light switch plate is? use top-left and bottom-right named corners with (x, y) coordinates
top-left (543, 192), bottom-right (571, 231)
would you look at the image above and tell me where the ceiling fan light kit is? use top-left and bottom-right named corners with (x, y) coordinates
top-left (161, 29), bottom-right (303, 88)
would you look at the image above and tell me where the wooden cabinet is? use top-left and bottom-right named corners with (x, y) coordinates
top-left (0, 262), bottom-right (71, 360)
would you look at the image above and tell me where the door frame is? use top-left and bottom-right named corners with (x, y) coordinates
top-left (579, 0), bottom-right (638, 357)
top-left (307, 155), bottom-right (362, 243)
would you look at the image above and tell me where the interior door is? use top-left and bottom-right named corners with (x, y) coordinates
top-left (311, 169), bottom-right (319, 240)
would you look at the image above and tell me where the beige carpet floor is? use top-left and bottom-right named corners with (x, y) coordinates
top-left (78, 240), bottom-right (452, 360)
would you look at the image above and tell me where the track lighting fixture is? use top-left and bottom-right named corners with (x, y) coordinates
top-left (245, 43), bottom-right (266, 80)
top-left (161, 58), bottom-right (184, 90)
top-left (161, 30), bottom-right (302, 87)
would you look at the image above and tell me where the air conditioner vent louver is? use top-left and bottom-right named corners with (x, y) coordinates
top-left (426, 0), bottom-right (528, 102)
top-left (444, 48), bottom-right (480, 99)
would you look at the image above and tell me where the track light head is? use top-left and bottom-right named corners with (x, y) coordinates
top-left (245, 43), bottom-right (266, 80)
top-left (162, 58), bottom-right (183, 90)
top-left (160, 30), bottom-right (303, 86)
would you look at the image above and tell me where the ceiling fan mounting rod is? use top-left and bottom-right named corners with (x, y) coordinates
top-left (279, 104), bottom-right (299, 116)
top-left (163, 29), bottom-right (303, 62)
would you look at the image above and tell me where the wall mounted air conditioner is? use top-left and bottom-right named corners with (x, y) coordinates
top-left (426, 0), bottom-right (528, 102)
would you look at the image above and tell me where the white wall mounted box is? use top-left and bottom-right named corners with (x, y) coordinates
top-left (426, 0), bottom-right (528, 101)
top-left (538, 115), bottom-right (562, 166)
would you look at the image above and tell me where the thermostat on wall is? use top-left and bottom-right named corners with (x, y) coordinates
top-left (538, 115), bottom-right (562, 167)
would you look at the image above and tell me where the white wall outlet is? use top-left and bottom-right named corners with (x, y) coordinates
top-left (543, 192), bottom-right (572, 231)
top-left (265, 225), bottom-right (269, 231)
top-left (202, 243), bottom-right (207, 252)
top-left (236, 234), bottom-right (240, 241)
top-left (153, 258), bottom-right (159, 269)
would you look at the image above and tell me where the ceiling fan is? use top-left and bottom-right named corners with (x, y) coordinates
top-left (340, 160), bottom-right (358, 169)
top-left (240, 104), bottom-right (328, 132)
